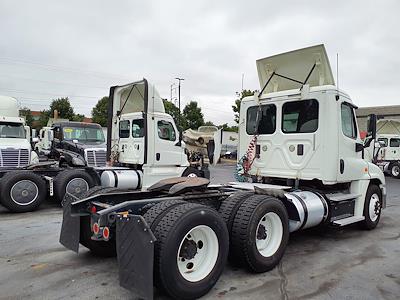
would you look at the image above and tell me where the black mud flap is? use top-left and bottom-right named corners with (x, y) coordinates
top-left (116, 215), bottom-right (156, 300)
top-left (59, 194), bottom-right (81, 252)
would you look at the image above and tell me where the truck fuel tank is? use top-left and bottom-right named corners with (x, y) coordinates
top-left (101, 169), bottom-right (143, 190)
top-left (285, 191), bottom-right (328, 232)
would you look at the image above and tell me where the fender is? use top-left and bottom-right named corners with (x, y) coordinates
top-left (55, 148), bottom-right (86, 166)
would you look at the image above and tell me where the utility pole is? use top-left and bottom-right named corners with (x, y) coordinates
top-left (175, 77), bottom-right (184, 133)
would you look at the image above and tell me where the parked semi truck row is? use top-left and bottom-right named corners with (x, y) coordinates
top-left (0, 82), bottom-right (211, 213)
top-left (60, 45), bottom-right (385, 299)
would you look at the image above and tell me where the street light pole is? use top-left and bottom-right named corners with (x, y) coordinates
top-left (175, 77), bottom-right (184, 131)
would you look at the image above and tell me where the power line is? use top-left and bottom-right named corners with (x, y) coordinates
top-left (0, 74), bottom-right (107, 90)
top-left (0, 57), bottom-right (132, 81)
top-left (0, 87), bottom-right (100, 99)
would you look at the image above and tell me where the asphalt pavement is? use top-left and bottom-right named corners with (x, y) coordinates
top-left (0, 164), bottom-right (399, 300)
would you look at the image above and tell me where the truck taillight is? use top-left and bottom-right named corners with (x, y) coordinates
top-left (92, 222), bottom-right (100, 235)
top-left (102, 227), bottom-right (110, 240)
top-left (91, 206), bottom-right (97, 214)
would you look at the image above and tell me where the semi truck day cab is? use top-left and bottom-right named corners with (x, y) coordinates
top-left (0, 95), bottom-right (39, 168)
top-left (60, 45), bottom-right (386, 300)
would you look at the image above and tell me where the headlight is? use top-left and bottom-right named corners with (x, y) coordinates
top-left (72, 157), bottom-right (86, 166)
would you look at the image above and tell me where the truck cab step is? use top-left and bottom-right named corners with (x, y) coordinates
top-left (333, 216), bottom-right (365, 226)
top-left (325, 192), bottom-right (361, 202)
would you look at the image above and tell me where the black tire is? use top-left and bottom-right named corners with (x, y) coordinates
top-left (54, 169), bottom-right (95, 203)
top-left (389, 162), bottom-right (400, 178)
top-left (78, 187), bottom-right (120, 257)
top-left (143, 199), bottom-right (186, 230)
top-left (182, 167), bottom-right (203, 178)
top-left (218, 191), bottom-right (254, 244)
top-left (360, 184), bottom-right (382, 230)
top-left (151, 203), bottom-right (229, 300)
top-left (230, 194), bottom-right (289, 273)
top-left (0, 171), bottom-right (46, 213)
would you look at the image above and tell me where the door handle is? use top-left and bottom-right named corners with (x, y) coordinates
top-left (156, 153), bottom-right (160, 161)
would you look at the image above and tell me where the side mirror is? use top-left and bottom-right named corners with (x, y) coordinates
top-left (364, 114), bottom-right (377, 148)
top-left (366, 114), bottom-right (377, 140)
top-left (32, 137), bottom-right (39, 143)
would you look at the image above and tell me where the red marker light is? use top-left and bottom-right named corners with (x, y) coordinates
top-left (92, 222), bottom-right (100, 235)
top-left (103, 227), bottom-right (110, 240)
top-left (91, 206), bottom-right (97, 214)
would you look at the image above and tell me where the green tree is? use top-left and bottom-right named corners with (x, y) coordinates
top-left (182, 101), bottom-right (205, 130)
top-left (19, 107), bottom-right (34, 127)
top-left (72, 114), bottom-right (85, 122)
top-left (204, 121), bottom-right (215, 126)
top-left (232, 89), bottom-right (255, 123)
top-left (219, 123), bottom-right (238, 132)
top-left (92, 96), bottom-right (109, 126)
top-left (38, 109), bottom-right (51, 128)
top-left (163, 99), bottom-right (184, 130)
top-left (49, 97), bottom-right (75, 120)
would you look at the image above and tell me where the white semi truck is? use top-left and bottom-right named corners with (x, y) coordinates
top-left (0, 96), bottom-right (39, 167)
top-left (0, 82), bottom-right (209, 213)
top-left (60, 45), bottom-right (385, 300)
top-left (373, 133), bottom-right (400, 177)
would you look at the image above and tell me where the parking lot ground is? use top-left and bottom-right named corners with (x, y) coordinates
top-left (0, 164), bottom-right (399, 300)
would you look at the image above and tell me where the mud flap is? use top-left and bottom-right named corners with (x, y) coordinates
top-left (116, 215), bottom-right (156, 300)
top-left (59, 194), bottom-right (81, 252)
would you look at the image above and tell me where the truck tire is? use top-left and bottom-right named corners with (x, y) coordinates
top-left (360, 184), bottom-right (382, 230)
top-left (143, 199), bottom-right (186, 229)
top-left (0, 171), bottom-right (46, 213)
top-left (182, 167), bottom-right (203, 178)
top-left (54, 170), bottom-right (95, 203)
top-left (389, 162), bottom-right (400, 178)
top-left (78, 187), bottom-right (120, 257)
top-left (230, 194), bottom-right (289, 273)
top-left (218, 191), bottom-right (254, 236)
top-left (150, 203), bottom-right (229, 300)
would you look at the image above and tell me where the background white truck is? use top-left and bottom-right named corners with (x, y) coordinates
top-left (0, 96), bottom-right (39, 167)
top-left (374, 133), bottom-right (400, 177)
top-left (60, 45), bottom-right (385, 300)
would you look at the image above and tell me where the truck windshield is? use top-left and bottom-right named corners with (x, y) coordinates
top-left (62, 126), bottom-right (105, 143)
top-left (0, 122), bottom-right (26, 138)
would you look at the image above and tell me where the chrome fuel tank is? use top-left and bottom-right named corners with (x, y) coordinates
top-left (285, 191), bottom-right (328, 232)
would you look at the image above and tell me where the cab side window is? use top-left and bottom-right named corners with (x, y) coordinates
top-left (119, 120), bottom-right (130, 138)
top-left (390, 138), bottom-right (400, 147)
top-left (157, 121), bottom-right (176, 141)
top-left (132, 119), bottom-right (145, 138)
top-left (378, 138), bottom-right (388, 147)
top-left (341, 103), bottom-right (357, 139)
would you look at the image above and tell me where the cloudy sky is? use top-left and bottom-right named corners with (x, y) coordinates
top-left (0, 0), bottom-right (399, 125)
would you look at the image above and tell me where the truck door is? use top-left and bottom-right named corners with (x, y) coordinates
top-left (152, 117), bottom-right (183, 167)
top-left (118, 118), bottom-right (144, 164)
top-left (337, 101), bottom-right (368, 182)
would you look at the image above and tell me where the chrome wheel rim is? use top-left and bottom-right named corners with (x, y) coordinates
top-left (66, 178), bottom-right (89, 198)
top-left (369, 193), bottom-right (381, 222)
top-left (10, 180), bottom-right (39, 205)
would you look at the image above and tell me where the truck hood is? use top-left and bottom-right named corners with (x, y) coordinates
top-left (256, 44), bottom-right (335, 95)
top-left (0, 138), bottom-right (31, 149)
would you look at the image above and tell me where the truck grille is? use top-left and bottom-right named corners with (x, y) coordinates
top-left (0, 148), bottom-right (30, 168)
top-left (86, 149), bottom-right (107, 167)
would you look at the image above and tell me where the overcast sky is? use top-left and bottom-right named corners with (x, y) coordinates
top-left (0, 0), bottom-right (399, 125)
